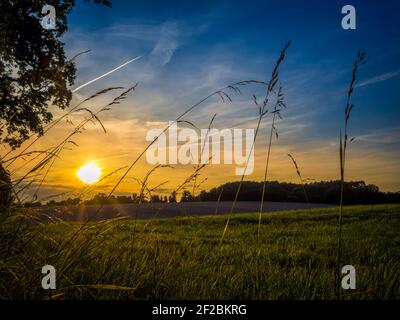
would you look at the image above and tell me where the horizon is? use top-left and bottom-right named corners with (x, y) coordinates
top-left (24, 178), bottom-right (400, 205)
top-left (3, 0), bottom-right (400, 202)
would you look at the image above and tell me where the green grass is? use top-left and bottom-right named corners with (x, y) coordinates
top-left (1, 204), bottom-right (399, 300)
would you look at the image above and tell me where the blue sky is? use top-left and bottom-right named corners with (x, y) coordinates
top-left (65, 0), bottom-right (400, 130)
top-left (37, 0), bottom-right (400, 194)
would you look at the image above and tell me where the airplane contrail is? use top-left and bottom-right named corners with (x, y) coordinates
top-left (72, 56), bottom-right (142, 93)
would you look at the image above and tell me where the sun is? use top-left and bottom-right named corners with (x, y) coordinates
top-left (77, 163), bottom-right (101, 184)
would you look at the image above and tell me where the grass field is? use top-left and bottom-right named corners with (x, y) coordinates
top-left (1, 204), bottom-right (399, 300)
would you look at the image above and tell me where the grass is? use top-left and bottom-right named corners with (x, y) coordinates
top-left (224, 41), bottom-right (290, 240)
top-left (0, 45), bottom-right (391, 301)
top-left (0, 47), bottom-right (284, 301)
top-left (1, 204), bottom-right (399, 300)
top-left (336, 51), bottom-right (367, 296)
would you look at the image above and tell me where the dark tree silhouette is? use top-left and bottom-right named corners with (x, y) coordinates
top-left (0, 0), bottom-right (111, 210)
top-left (194, 180), bottom-right (399, 205)
top-left (0, 0), bottom-right (111, 148)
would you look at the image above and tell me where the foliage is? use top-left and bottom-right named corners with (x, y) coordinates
top-left (0, 0), bottom-right (110, 148)
top-left (193, 180), bottom-right (400, 205)
top-left (32, 180), bottom-right (400, 207)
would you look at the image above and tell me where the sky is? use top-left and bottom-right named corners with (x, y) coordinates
top-left (6, 0), bottom-right (400, 201)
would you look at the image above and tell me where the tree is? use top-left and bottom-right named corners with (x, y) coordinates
top-left (0, 0), bottom-right (111, 210)
top-left (168, 192), bottom-right (177, 203)
top-left (151, 195), bottom-right (162, 203)
top-left (0, 0), bottom-right (111, 148)
top-left (180, 190), bottom-right (195, 202)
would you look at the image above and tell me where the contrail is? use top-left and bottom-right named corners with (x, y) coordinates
top-left (72, 56), bottom-right (142, 93)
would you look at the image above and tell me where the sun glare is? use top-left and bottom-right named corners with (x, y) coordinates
top-left (77, 163), bottom-right (101, 184)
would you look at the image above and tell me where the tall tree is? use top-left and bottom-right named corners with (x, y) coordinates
top-left (0, 0), bottom-right (111, 148)
top-left (0, 0), bottom-right (111, 208)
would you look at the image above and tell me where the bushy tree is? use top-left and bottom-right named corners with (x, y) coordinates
top-left (0, 0), bottom-right (111, 210)
top-left (0, 0), bottom-right (111, 147)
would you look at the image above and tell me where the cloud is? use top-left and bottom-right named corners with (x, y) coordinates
top-left (149, 21), bottom-right (179, 66)
top-left (354, 126), bottom-right (400, 146)
top-left (146, 121), bottom-right (168, 127)
top-left (356, 69), bottom-right (400, 87)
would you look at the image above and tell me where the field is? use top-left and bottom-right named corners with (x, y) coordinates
top-left (1, 204), bottom-right (399, 300)
top-left (33, 201), bottom-right (332, 221)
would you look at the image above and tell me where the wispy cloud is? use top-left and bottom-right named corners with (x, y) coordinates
top-left (149, 21), bottom-right (179, 66)
top-left (354, 126), bottom-right (400, 145)
top-left (356, 69), bottom-right (400, 88)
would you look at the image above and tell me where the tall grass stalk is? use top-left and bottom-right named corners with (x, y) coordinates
top-left (214, 187), bottom-right (224, 214)
top-left (335, 51), bottom-right (366, 298)
top-left (287, 153), bottom-right (309, 204)
top-left (192, 114), bottom-right (217, 197)
top-left (222, 41), bottom-right (290, 241)
top-left (258, 85), bottom-right (286, 239)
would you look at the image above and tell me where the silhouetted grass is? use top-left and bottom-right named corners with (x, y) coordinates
top-left (222, 41), bottom-right (290, 240)
top-left (288, 153), bottom-right (309, 204)
top-left (335, 51), bottom-right (367, 298)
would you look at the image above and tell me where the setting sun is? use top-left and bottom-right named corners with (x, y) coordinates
top-left (77, 163), bottom-right (101, 184)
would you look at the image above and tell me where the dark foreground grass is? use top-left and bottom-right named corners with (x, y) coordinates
top-left (1, 204), bottom-right (399, 299)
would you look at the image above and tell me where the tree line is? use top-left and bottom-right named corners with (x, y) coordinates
top-left (24, 180), bottom-right (400, 207)
top-left (184, 180), bottom-right (400, 204)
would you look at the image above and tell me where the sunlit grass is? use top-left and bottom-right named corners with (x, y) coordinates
top-left (1, 204), bottom-right (399, 299)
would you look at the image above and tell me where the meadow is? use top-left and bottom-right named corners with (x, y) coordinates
top-left (1, 204), bottom-right (399, 299)
top-left (0, 34), bottom-right (395, 302)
